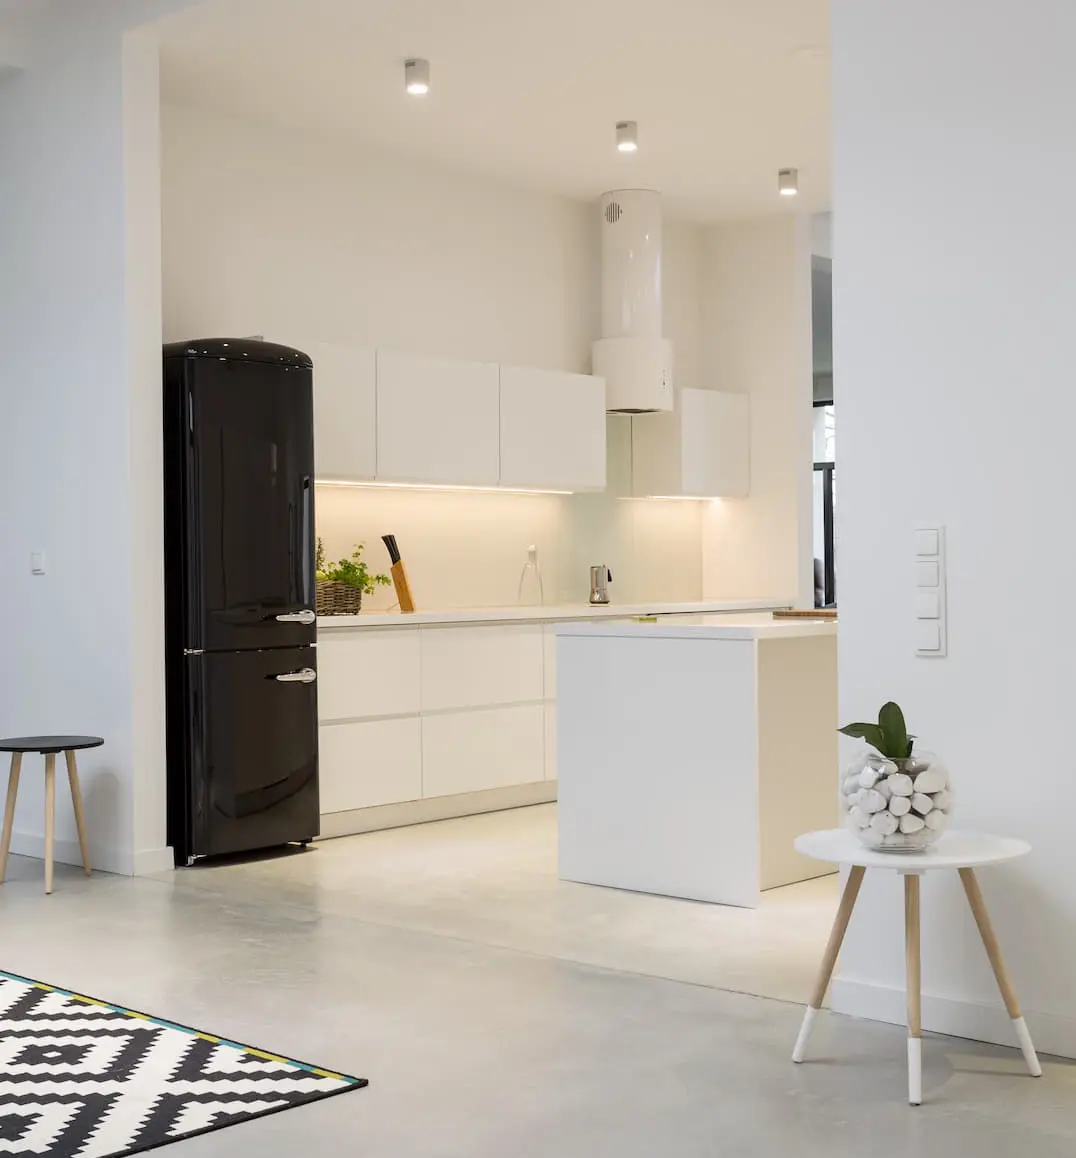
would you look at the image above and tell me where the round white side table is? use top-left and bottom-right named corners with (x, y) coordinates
top-left (791, 828), bottom-right (1041, 1105)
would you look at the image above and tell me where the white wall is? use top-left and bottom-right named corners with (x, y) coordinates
top-left (0, 0), bottom-right (200, 874)
top-left (699, 217), bottom-right (814, 607)
top-left (162, 102), bottom-right (707, 609)
top-left (832, 0), bottom-right (1076, 1057)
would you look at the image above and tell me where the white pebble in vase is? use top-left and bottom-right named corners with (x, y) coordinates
top-left (911, 793), bottom-right (935, 815)
top-left (900, 813), bottom-right (926, 834)
top-left (933, 789), bottom-right (952, 811)
top-left (888, 795), bottom-right (912, 817)
top-left (870, 811), bottom-right (899, 836)
top-left (913, 769), bottom-right (945, 794)
top-left (858, 767), bottom-right (880, 789)
top-left (926, 809), bottom-right (947, 831)
top-left (888, 773), bottom-right (915, 797)
top-left (861, 789), bottom-right (887, 814)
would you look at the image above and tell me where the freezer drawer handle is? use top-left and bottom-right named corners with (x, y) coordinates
top-left (276, 609), bottom-right (316, 625)
top-left (275, 668), bottom-right (318, 684)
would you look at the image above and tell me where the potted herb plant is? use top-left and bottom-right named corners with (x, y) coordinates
top-left (838, 702), bottom-right (953, 850)
top-left (315, 539), bottom-right (391, 615)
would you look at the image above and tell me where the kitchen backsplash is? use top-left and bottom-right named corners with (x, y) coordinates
top-left (315, 481), bottom-right (704, 612)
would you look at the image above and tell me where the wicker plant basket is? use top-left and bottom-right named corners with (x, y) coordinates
top-left (316, 579), bottom-right (363, 616)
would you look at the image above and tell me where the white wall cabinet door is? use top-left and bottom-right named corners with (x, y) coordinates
top-left (422, 704), bottom-right (545, 798)
top-left (306, 342), bottom-right (377, 480)
top-left (499, 366), bottom-right (606, 491)
top-left (319, 717), bottom-right (422, 812)
top-left (632, 389), bottom-right (750, 498)
top-left (376, 351), bottom-right (500, 485)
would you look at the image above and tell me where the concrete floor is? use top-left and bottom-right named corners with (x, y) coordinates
top-left (1, 804), bottom-right (1074, 1156)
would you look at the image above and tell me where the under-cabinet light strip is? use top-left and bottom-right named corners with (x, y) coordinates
top-left (315, 479), bottom-right (571, 496)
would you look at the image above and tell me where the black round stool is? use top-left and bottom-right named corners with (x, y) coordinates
top-left (0, 736), bottom-right (102, 894)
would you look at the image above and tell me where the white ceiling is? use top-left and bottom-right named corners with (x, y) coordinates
top-left (157, 0), bottom-right (830, 221)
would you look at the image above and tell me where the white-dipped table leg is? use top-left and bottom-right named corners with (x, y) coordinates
top-left (959, 868), bottom-right (1043, 1077)
top-left (905, 873), bottom-right (922, 1104)
top-left (793, 865), bottom-right (865, 1063)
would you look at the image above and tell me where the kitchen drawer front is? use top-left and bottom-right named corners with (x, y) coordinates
top-left (544, 703), bottom-right (557, 781)
top-left (319, 718), bottom-right (422, 813)
top-left (317, 630), bottom-right (421, 721)
top-left (421, 625), bottom-right (544, 711)
top-left (421, 705), bottom-right (545, 798)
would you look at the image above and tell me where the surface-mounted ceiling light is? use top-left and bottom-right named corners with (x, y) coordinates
top-left (405, 58), bottom-right (430, 96)
top-left (778, 168), bottom-right (799, 196)
top-left (616, 121), bottom-right (638, 153)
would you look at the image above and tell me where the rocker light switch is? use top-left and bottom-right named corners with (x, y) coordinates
top-left (916, 592), bottom-right (941, 619)
top-left (30, 551), bottom-right (46, 576)
top-left (916, 621), bottom-right (942, 652)
top-left (916, 561), bottom-right (940, 588)
top-left (915, 529), bottom-right (940, 556)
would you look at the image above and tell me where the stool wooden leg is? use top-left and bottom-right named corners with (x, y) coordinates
top-left (44, 753), bottom-right (56, 895)
top-left (905, 873), bottom-right (922, 1105)
top-left (0, 753), bottom-right (22, 884)
top-left (792, 864), bottom-right (866, 1062)
top-left (959, 867), bottom-right (1042, 1077)
top-left (64, 750), bottom-right (91, 877)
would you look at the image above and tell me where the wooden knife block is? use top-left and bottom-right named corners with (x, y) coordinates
top-left (390, 560), bottom-right (416, 613)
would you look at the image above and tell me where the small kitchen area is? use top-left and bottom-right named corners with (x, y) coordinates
top-left (154, 0), bottom-right (837, 1001)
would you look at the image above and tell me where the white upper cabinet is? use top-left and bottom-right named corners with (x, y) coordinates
top-left (376, 351), bottom-right (500, 486)
top-left (306, 342), bottom-right (377, 480)
top-left (631, 389), bottom-right (750, 498)
top-left (499, 366), bottom-right (606, 491)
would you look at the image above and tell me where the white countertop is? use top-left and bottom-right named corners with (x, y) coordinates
top-left (317, 599), bottom-right (793, 630)
top-left (555, 612), bottom-right (837, 640)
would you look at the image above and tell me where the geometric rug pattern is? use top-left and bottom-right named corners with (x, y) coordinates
top-left (0, 972), bottom-right (366, 1157)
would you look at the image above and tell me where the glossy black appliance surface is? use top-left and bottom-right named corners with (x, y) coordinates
top-left (164, 339), bottom-right (319, 865)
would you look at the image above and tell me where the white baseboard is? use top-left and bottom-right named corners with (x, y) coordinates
top-left (831, 977), bottom-right (1076, 1061)
top-left (319, 780), bottom-right (558, 840)
top-left (7, 832), bottom-right (173, 878)
top-left (132, 846), bottom-right (175, 876)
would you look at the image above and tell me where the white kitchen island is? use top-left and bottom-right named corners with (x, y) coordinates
top-left (557, 614), bottom-right (839, 908)
top-left (314, 600), bottom-right (791, 838)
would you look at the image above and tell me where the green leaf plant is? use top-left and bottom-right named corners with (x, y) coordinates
top-left (839, 701), bottom-right (915, 760)
top-left (316, 539), bottom-right (391, 596)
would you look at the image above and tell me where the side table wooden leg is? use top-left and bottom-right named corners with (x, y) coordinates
top-left (905, 873), bottom-right (922, 1105)
top-left (793, 864), bottom-right (866, 1062)
top-left (65, 750), bottom-right (92, 877)
top-left (959, 867), bottom-right (1042, 1077)
top-left (0, 753), bottom-right (22, 884)
top-left (44, 753), bottom-right (56, 895)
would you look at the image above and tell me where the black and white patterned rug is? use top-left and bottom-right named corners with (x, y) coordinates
top-left (0, 971), bottom-right (367, 1156)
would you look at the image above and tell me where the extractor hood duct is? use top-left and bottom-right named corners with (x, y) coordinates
top-left (593, 189), bottom-right (674, 413)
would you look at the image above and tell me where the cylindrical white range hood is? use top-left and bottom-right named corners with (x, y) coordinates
top-left (592, 189), bottom-right (674, 412)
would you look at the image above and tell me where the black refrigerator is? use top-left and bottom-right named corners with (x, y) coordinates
top-left (163, 338), bottom-right (320, 866)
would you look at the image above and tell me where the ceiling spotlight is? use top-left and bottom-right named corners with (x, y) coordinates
top-left (778, 168), bottom-right (799, 196)
top-left (616, 121), bottom-right (638, 153)
top-left (405, 58), bottom-right (430, 96)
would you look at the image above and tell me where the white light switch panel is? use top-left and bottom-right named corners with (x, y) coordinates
top-left (914, 526), bottom-right (947, 658)
top-left (30, 551), bottom-right (46, 576)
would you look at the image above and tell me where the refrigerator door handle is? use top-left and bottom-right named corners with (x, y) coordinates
top-left (275, 609), bottom-right (316, 625)
top-left (275, 667), bottom-right (318, 684)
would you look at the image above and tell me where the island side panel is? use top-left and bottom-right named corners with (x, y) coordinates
top-left (557, 632), bottom-right (761, 906)
top-left (756, 633), bottom-right (840, 890)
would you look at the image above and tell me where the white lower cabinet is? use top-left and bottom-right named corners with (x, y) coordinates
top-left (421, 625), bottom-right (544, 710)
top-left (318, 717), bottom-right (422, 813)
top-left (317, 630), bottom-right (420, 720)
top-left (421, 705), bottom-right (545, 798)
